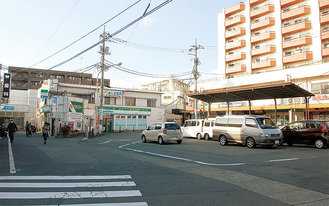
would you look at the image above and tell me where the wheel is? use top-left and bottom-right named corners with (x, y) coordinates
top-left (177, 140), bottom-right (182, 144)
top-left (197, 133), bottom-right (202, 140)
top-left (246, 137), bottom-right (256, 148)
top-left (158, 136), bottom-right (164, 145)
top-left (204, 133), bottom-right (210, 141)
top-left (219, 135), bottom-right (228, 146)
top-left (141, 135), bottom-right (147, 143)
top-left (287, 142), bottom-right (293, 146)
top-left (315, 139), bottom-right (325, 149)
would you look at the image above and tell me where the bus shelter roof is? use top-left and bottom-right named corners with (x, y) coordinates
top-left (188, 82), bottom-right (314, 103)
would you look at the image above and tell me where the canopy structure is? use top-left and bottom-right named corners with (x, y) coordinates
top-left (188, 82), bottom-right (314, 121)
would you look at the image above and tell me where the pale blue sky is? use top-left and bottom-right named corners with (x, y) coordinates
top-left (0, 0), bottom-right (242, 88)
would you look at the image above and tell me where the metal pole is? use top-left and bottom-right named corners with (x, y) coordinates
top-left (99, 28), bottom-right (106, 134)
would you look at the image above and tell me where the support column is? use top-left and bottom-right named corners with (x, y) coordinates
top-left (207, 102), bottom-right (211, 118)
top-left (248, 99), bottom-right (251, 115)
top-left (227, 102), bottom-right (230, 115)
top-left (274, 99), bottom-right (277, 124)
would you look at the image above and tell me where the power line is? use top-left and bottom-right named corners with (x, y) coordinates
top-left (30, 0), bottom-right (142, 68)
top-left (47, 0), bottom-right (173, 71)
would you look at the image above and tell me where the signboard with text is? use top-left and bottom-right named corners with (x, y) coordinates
top-left (2, 73), bottom-right (11, 98)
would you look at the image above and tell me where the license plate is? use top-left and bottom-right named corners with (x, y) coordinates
top-left (172, 137), bottom-right (177, 140)
top-left (275, 140), bottom-right (279, 144)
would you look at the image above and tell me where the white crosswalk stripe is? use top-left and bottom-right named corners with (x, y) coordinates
top-left (0, 175), bottom-right (148, 206)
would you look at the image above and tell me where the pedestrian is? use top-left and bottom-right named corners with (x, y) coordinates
top-left (25, 121), bottom-right (32, 137)
top-left (7, 120), bottom-right (18, 143)
top-left (42, 122), bottom-right (49, 144)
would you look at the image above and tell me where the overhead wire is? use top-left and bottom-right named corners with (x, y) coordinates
top-left (47, 0), bottom-right (173, 71)
top-left (30, 0), bottom-right (142, 68)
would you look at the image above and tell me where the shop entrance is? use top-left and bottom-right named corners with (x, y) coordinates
top-left (103, 115), bottom-right (113, 132)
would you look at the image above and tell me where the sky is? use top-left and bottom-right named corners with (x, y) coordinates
top-left (0, 0), bottom-right (243, 88)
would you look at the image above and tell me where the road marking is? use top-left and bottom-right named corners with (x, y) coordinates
top-left (265, 158), bottom-right (298, 162)
top-left (7, 136), bottom-right (16, 174)
top-left (44, 202), bottom-right (148, 206)
top-left (0, 190), bottom-right (142, 199)
top-left (97, 139), bottom-right (112, 144)
top-left (0, 175), bottom-right (131, 180)
top-left (0, 181), bottom-right (136, 188)
top-left (121, 142), bottom-right (246, 166)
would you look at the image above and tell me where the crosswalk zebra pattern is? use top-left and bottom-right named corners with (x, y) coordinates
top-left (0, 175), bottom-right (147, 206)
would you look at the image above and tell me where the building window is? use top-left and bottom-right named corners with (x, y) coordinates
top-left (50, 75), bottom-right (56, 78)
top-left (57, 75), bottom-right (64, 79)
top-left (164, 96), bottom-right (171, 99)
top-left (312, 82), bottom-right (329, 95)
top-left (104, 97), bottom-right (116, 105)
top-left (147, 99), bottom-right (156, 107)
top-left (125, 98), bottom-right (136, 106)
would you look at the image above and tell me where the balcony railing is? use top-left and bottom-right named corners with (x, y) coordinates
top-left (282, 20), bottom-right (311, 35)
top-left (226, 64), bottom-right (246, 74)
top-left (322, 47), bottom-right (329, 56)
top-left (283, 51), bottom-right (313, 63)
top-left (250, 0), bottom-right (266, 6)
top-left (251, 45), bottom-right (276, 56)
top-left (225, 15), bottom-right (245, 27)
top-left (321, 13), bottom-right (329, 24)
top-left (251, 17), bottom-right (275, 31)
top-left (320, 0), bottom-right (329, 9)
top-left (226, 27), bottom-right (246, 39)
top-left (250, 4), bottom-right (274, 18)
top-left (281, 5), bottom-right (310, 20)
top-left (251, 31), bottom-right (275, 43)
top-left (226, 52), bottom-right (246, 62)
top-left (225, 2), bottom-right (245, 16)
top-left (281, 0), bottom-right (304, 7)
top-left (321, 28), bottom-right (329, 40)
top-left (252, 58), bottom-right (276, 70)
top-left (226, 40), bottom-right (246, 51)
top-left (282, 35), bottom-right (312, 49)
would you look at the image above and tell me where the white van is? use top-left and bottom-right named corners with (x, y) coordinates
top-left (181, 119), bottom-right (204, 139)
top-left (213, 115), bottom-right (283, 148)
top-left (202, 118), bottom-right (216, 140)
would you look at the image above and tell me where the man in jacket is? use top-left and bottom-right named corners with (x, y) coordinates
top-left (7, 120), bottom-right (18, 143)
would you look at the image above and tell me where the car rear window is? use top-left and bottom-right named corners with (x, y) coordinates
top-left (165, 124), bottom-right (180, 130)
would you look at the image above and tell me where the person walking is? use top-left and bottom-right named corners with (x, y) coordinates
top-left (25, 121), bottom-right (32, 137)
top-left (42, 122), bottom-right (49, 144)
top-left (7, 120), bottom-right (18, 143)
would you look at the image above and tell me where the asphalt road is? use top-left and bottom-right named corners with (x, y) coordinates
top-left (0, 131), bottom-right (328, 206)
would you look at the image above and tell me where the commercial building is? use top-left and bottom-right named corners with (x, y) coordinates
top-left (190, 0), bottom-right (329, 125)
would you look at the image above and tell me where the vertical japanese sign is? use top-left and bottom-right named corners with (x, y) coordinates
top-left (3, 73), bottom-right (11, 98)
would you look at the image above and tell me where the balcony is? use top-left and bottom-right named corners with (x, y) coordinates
top-left (281, 5), bottom-right (310, 21)
top-left (226, 52), bottom-right (246, 62)
top-left (323, 47), bottom-right (329, 56)
top-left (252, 59), bottom-right (276, 70)
top-left (250, 4), bottom-right (274, 18)
top-left (281, 0), bottom-right (304, 7)
top-left (250, 0), bottom-right (266, 6)
top-left (282, 21), bottom-right (311, 35)
top-left (251, 31), bottom-right (275, 43)
top-left (226, 27), bottom-right (246, 39)
top-left (225, 15), bottom-right (245, 27)
top-left (226, 64), bottom-right (246, 74)
top-left (283, 51), bottom-right (313, 63)
top-left (282, 36), bottom-right (312, 49)
top-left (251, 17), bottom-right (275, 31)
top-left (226, 40), bottom-right (246, 51)
top-left (251, 45), bottom-right (276, 56)
top-left (322, 29), bottom-right (329, 40)
top-left (321, 14), bottom-right (329, 24)
top-left (225, 3), bottom-right (245, 16)
top-left (320, 0), bottom-right (329, 9)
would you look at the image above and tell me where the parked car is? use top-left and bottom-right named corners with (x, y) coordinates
top-left (141, 122), bottom-right (183, 144)
top-left (181, 119), bottom-right (204, 139)
top-left (202, 118), bottom-right (216, 140)
top-left (281, 120), bottom-right (329, 149)
top-left (213, 115), bottom-right (283, 148)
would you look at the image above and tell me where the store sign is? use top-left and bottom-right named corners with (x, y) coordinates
top-left (311, 95), bottom-right (329, 101)
top-left (2, 73), bottom-right (11, 98)
top-left (69, 113), bottom-right (83, 122)
top-left (41, 105), bottom-right (51, 113)
top-left (40, 89), bottom-right (49, 99)
top-left (105, 91), bottom-right (122, 97)
top-left (69, 101), bottom-right (83, 113)
top-left (1, 106), bottom-right (14, 110)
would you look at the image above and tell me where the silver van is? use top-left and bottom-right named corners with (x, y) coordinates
top-left (181, 119), bottom-right (204, 139)
top-left (202, 118), bottom-right (216, 140)
top-left (213, 115), bottom-right (283, 148)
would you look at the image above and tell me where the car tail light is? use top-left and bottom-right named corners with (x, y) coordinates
top-left (163, 128), bottom-right (167, 134)
top-left (322, 122), bottom-right (328, 133)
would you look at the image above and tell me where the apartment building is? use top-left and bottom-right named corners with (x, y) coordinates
top-left (192, 0), bottom-right (329, 125)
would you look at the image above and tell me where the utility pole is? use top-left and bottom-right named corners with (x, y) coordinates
top-left (189, 39), bottom-right (203, 119)
top-left (99, 27), bottom-right (110, 135)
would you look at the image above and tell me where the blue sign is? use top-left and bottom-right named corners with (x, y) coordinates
top-left (1, 106), bottom-right (14, 110)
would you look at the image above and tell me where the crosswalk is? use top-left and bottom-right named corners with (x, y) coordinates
top-left (0, 175), bottom-right (148, 205)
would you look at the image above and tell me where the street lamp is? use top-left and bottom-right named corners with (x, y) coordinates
top-left (95, 62), bottom-right (122, 135)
